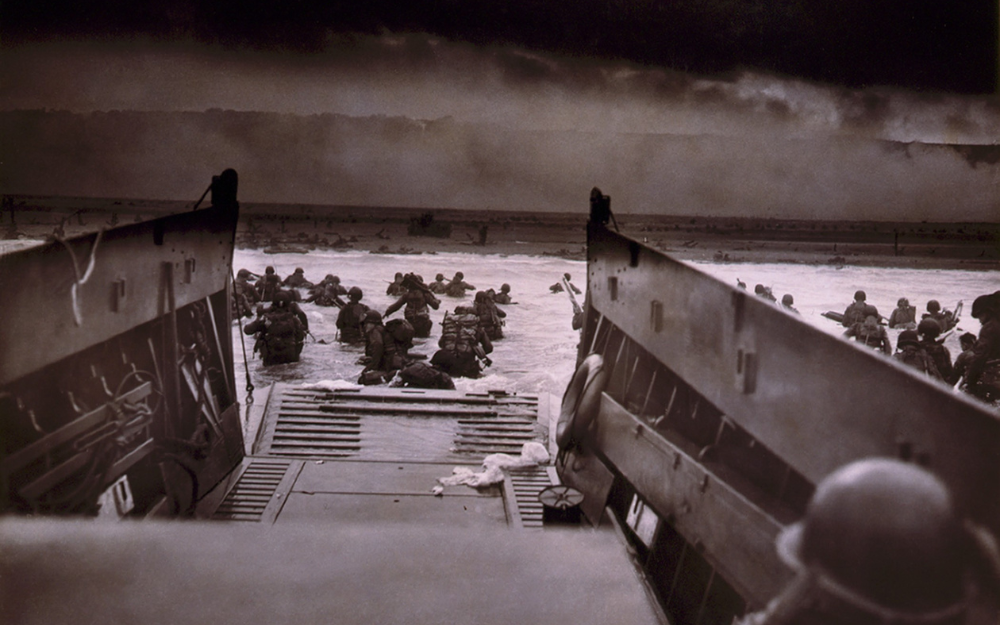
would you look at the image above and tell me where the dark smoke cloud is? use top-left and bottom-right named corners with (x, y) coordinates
top-left (3, 0), bottom-right (997, 93)
top-left (2, 37), bottom-right (998, 144)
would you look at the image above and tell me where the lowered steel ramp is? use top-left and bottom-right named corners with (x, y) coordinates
top-left (203, 385), bottom-right (556, 529)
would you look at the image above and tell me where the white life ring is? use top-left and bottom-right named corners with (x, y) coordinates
top-left (556, 353), bottom-right (610, 449)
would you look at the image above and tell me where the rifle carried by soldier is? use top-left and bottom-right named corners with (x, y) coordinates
top-left (562, 276), bottom-right (585, 330)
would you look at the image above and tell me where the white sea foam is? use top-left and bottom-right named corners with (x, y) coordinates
top-left (232, 249), bottom-right (996, 403)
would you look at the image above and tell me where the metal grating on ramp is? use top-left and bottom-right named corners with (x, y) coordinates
top-left (264, 393), bottom-right (362, 459)
top-left (456, 417), bottom-right (538, 455)
top-left (255, 386), bottom-right (545, 463)
top-left (211, 459), bottom-right (296, 522)
top-left (504, 466), bottom-right (556, 529)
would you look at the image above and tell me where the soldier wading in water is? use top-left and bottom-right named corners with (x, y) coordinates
top-left (444, 271), bottom-right (476, 297)
top-left (431, 306), bottom-right (493, 378)
top-left (244, 291), bottom-right (306, 366)
top-left (336, 287), bottom-right (369, 344)
top-left (428, 273), bottom-right (449, 294)
top-left (357, 311), bottom-right (414, 385)
top-left (473, 290), bottom-right (506, 340)
top-left (844, 315), bottom-right (891, 355)
top-left (255, 265), bottom-right (282, 302)
top-left (963, 291), bottom-right (1000, 403)
top-left (384, 274), bottom-right (441, 338)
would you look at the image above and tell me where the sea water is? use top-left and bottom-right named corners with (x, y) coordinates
top-left (231, 249), bottom-right (587, 401)
top-left (232, 249), bottom-right (996, 407)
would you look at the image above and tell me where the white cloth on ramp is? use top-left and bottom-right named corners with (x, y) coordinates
top-left (437, 442), bottom-right (550, 488)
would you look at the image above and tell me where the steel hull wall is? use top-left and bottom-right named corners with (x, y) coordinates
top-left (0, 207), bottom-right (239, 387)
top-left (582, 221), bottom-right (1000, 537)
top-left (0, 200), bottom-right (242, 516)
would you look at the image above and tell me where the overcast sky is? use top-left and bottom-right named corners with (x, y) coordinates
top-left (4, 0), bottom-right (997, 94)
top-left (2, 2), bottom-right (998, 218)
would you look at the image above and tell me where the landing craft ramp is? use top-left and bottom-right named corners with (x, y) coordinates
top-left (3, 386), bottom-right (665, 625)
top-left (199, 385), bottom-right (560, 530)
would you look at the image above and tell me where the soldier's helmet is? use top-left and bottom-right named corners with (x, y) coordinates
top-left (971, 294), bottom-right (991, 319)
top-left (918, 318), bottom-right (942, 339)
top-left (390, 319), bottom-right (414, 345)
top-left (897, 330), bottom-right (920, 349)
top-left (294, 267), bottom-right (304, 274)
top-left (348, 287), bottom-right (363, 300)
top-left (436, 274), bottom-right (445, 281)
top-left (265, 266), bottom-right (275, 274)
top-left (776, 458), bottom-right (969, 621)
top-left (500, 283), bottom-right (510, 293)
top-left (454, 271), bottom-right (464, 280)
top-left (272, 291), bottom-right (292, 307)
top-left (959, 332), bottom-right (977, 349)
top-left (364, 310), bottom-right (382, 324)
top-left (854, 289), bottom-right (867, 301)
top-left (781, 294), bottom-right (794, 306)
top-left (898, 297), bottom-right (909, 307)
top-left (237, 269), bottom-right (251, 278)
top-left (927, 299), bottom-right (941, 313)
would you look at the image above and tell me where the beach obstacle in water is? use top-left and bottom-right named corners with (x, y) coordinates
top-left (408, 212), bottom-right (452, 238)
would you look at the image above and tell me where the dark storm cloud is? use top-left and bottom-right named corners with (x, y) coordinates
top-left (3, 0), bottom-right (997, 94)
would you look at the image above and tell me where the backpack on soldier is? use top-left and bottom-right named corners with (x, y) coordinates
top-left (265, 312), bottom-right (300, 352)
top-left (338, 302), bottom-right (369, 342)
top-left (385, 318), bottom-right (415, 348)
top-left (894, 345), bottom-right (942, 379)
top-left (857, 325), bottom-right (882, 348)
top-left (399, 362), bottom-right (455, 390)
top-left (439, 310), bottom-right (479, 353)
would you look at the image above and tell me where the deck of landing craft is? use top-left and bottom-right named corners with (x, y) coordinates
top-left (197, 385), bottom-right (560, 529)
top-left (1, 380), bottom-right (664, 625)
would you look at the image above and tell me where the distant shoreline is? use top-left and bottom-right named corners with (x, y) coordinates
top-left (3, 195), bottom-right (997, 270)
top-left (232, 204), bottom-right (999, 270)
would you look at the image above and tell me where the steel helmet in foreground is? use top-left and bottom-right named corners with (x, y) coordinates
top-left (740, 458), bottom-right (999, 625)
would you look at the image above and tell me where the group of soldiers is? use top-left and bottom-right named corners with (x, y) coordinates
top-left (840, 289), bottom-right (1000, 403)
top-left (742, 279), bottom-right (799, 313)
top-left (233, 266), bottom-right (351, 315)
top-left (233, 267), bottom-right (319, 366)
top-left (370, 271), bottom-right (511, 388)
top-left (739, 278), bottom-right (998, 403)
top-left (234, 266), bottom-right (514, 389)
